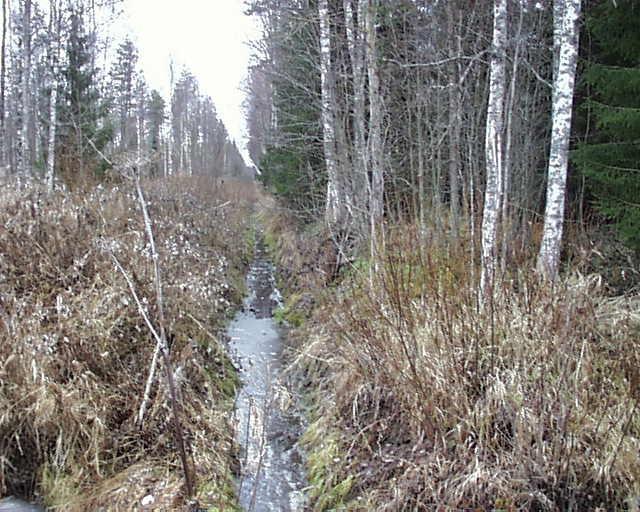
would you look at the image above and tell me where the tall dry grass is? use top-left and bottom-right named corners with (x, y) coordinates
top-left (0, 176), bottom-right (257, 510)
top-left (272, 215), bottom-right (639, 510)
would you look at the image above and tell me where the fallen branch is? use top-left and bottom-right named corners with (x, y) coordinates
top-left (133, 173), bottom-right (195, 498)
top-left (109, 167), bottom-right (195, 498)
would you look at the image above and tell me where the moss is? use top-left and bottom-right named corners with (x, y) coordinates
top-left (273, 292), bottom-right (305, 327)
top-left (197, 475), bottom-right (241, 512)
top-left (218, 356), bottom-right (240, 398)
top-left (202, 351), bottom-right (240, 400)
top-left (302, 418), bottom-right (356, 511)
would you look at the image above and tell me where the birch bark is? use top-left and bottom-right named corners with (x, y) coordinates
top-left (19, 0), bottom-right (32, 176)
top-left (0, 0), bottom-right (7, 166)
top-left (319, 0), bottom-right (342, 226)
top-left (537, 0), bottom-right (582, 279)
top-left (46, 0), bottom-right (62, 192)
top-left (480, 0), bottom-right (507, 298)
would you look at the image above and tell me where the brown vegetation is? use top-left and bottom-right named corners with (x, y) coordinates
top-left (0, 177), bottom-right (256, 510)
top-left (265, 208), bottom-right (640, 511)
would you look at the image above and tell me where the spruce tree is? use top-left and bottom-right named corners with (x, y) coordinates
top-left (574, 0), bottom-right (640, 250)
top-left (59, 8), bottom-right (112, 181)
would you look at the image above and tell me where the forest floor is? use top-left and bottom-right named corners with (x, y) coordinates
top-left (260, 200), bottom-right (640, 511)
top-left (0, 176), bottom-right (257, 511)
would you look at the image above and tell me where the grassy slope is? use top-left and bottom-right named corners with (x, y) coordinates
top-left (263, 205), bottom-right (640, 511)
top-left (0, 177), bottom-right (256, 511)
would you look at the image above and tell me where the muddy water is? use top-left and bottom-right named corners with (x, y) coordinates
top-left (229, 236), bottom-right (307, 512)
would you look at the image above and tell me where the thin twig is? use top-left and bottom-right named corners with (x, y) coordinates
top-left (133, 174), bottom-right (195, 497)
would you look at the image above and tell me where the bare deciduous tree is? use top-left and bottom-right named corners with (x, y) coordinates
top-left (537, 0), bottom-right (582, 280)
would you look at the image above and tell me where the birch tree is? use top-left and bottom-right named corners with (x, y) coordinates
top-left (45, 0), bottom-right (62, 192)
top-left (0, 0), bottom-right (7, 167)
top-left (480, 0), bottom-right (507, 297)
top-left (318, 0), bottom-right (342, 226)
top-left (19, 0), bottom-right (32, 176)
top-left (537, 0), bottom-right (582, 279)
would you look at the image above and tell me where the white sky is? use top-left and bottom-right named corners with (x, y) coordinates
top-left (119, 1), bottom-right (261, 164)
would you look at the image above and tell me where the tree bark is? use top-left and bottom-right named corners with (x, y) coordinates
top-left (0, 0), bottom-right (7, 166)
top-left (537, 0), bottom-right (581, 279)
top-left (19, 0), bottom-right (32, 176)
top-left (319, 0), bottom-right (342, 226)
top-left (46, 0), bottom-right (63, 192)
top-left (480, 0), bottom-right (507, 299)
top-left (447, 4), bottom-right (461, 229)
top-left (365, 0), bottom-right (383, 263)
top-left (344, 0), bottom-right (368, 230)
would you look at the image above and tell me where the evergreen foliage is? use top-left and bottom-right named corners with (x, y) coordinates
top-left (255, 6), bottom-right (325, 219)
top-left (59, 9), bottom-right (112, 179)
top-left (574, 0), bottom-right (640, 249)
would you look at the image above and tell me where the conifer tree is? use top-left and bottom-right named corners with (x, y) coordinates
top-left (573, 0), bottom-right (640, 250)
top-left (59, 8), bottom-right (111, 180)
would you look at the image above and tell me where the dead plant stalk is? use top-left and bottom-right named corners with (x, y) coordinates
top-left (110, 171), bottom-right (195, 498)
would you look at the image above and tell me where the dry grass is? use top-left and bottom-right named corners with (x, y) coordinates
top-left (0, 176), bottom-right (258, 510)
top-left (268, 213), bottom-right (640, 511)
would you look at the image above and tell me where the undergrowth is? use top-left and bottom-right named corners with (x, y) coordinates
top-left (264, 208), bottom-right (640, 511)
top-left (0, 176), bottom-right (257, 510)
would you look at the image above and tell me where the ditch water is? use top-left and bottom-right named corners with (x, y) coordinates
top-left (228, 234), bottom-right (307, 512)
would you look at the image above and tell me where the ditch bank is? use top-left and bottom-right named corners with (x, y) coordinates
top-left (0, 178), bottom-right (255, 511)
top-left (260, 206), bottom-right (640, 511)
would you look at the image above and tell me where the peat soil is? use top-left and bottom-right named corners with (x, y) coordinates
top-left (229, 234), bottom-right (307, 511)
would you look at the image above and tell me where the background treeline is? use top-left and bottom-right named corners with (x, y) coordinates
top-left (246, 0), bottom-right (639, 280)
top-left (0, 0), bottom-right (250, 189)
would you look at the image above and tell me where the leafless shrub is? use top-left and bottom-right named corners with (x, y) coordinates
top-left (275, 216), bottom-right (639, 510)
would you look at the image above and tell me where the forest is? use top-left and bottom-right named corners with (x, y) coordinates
top-left (0, 0), bottom-right (639, 511)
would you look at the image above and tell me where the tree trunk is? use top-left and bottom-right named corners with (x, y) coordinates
top-left (19, 0), bottom-right (32, 177)
top-left (319, 0), bottom-right (342, 226)
top-left (0, 0), bottom-right (7, 167)
top-left (46, 81), bottom-right (58, 192)
top-left (447, 4), bottom-right (461, 229)
top-left (344, 0), bottom-right (368, 231)
top-left (480, 0), bottom-right (507, 299)
top-left (365, 0), bottom-right (383, 263)
top-left (46, 0), bottom-right (63, 192)
top-left (537, 0), bottom-right (581, 279)
top-left (500, 5), bottom-right (525, 273)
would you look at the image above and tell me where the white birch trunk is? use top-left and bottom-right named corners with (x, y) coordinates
top-left (45, 79), bottom-right (57, 192)
top-left (19, 0), bottom-right (31, 177)
top-left (0, 0), bottom-right (6, 167)
top-left (45, 0), bottom-right (62, 192)
top-left (480, 0), bottom-right (507, 298)
top-left (319, 0), bottom-right (342, 226)
top-left (137, 84), bottom-right (144, 165)
top-left (537, 0), bottom-right (582, 279)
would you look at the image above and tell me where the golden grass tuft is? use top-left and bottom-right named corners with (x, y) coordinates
top-left (0, 176), bottom-right (258, 509)
top-left (267, 212), bottom-right (640, 511)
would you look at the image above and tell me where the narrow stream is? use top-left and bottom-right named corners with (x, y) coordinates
top-left (229, 234), bottom-right (307, 512)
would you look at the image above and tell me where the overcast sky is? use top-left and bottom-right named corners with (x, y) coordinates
top-left (119, 1), bottom-right (261, 163)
